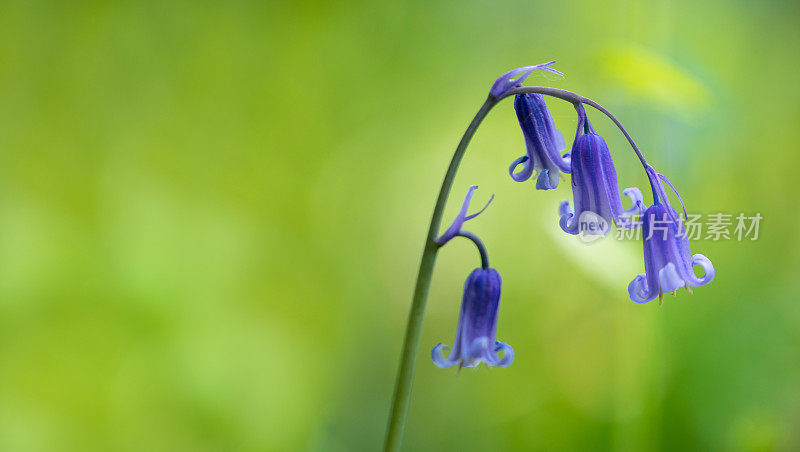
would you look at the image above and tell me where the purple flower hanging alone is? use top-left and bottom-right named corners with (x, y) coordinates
top-left (509, 93), bottom-right (570, 190)
top-left (559, 132), bottom-right (643, 235)
top-left (628, 168), bottom-right (715, 303)
top-left (432, 268), bottom-right (514, 368)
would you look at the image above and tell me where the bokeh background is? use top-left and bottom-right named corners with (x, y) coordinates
top-left (0, 0), bottom-right (798, 450)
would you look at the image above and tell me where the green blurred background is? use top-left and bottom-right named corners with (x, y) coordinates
top-left (0, 0), bottom-right (798, 450)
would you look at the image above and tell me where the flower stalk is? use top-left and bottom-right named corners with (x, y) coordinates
top-left (384, 72), bottom-right (711, 450)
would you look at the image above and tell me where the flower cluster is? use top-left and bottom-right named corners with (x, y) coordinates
top-left (430, 62), bottom-right (715, 370)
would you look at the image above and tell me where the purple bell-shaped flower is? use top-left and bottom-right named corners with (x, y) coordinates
top-left (628, 167), bottom-right (715, 303)
top-left (509, 93), bottom-right (570, 190)
top-left (558, 109), bottom-right (643, 235)
top-left (432, 267), bottom-right (513, 368)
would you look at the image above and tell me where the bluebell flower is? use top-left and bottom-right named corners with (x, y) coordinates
top-left (628, 167), bottom-right (715, 303)
top-left (432, 267), bottom-right (514, 368)
top-left (489, 61), bottom-right (563, 100)
top-left (509, 93), bottom-right (570, 189)
top-left (559, 113), bottom-right (643, 235)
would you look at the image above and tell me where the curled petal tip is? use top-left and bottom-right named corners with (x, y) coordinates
top-left (628, 274), bottom-right (653, 303)
top-left (491, 342), bottom-right (515, 367)
top-left (509, 155), bottom-right (533, 182)
top-left (691, 254), bottom-right (715, 285)
top-left (431, 343), bottom-right (455, 368)
top-left (559, 201), bottom-right (579, 235)
top-left (622, 187), bottom-right (645, 216)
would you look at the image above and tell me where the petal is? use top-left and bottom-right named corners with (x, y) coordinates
top-left (658, 262), bottom-right (685, 293)
top-left (467, 337), bottom-right (491, 358)
top-left (540, 136), bottom-right (571, 174)
top-left (431, 343), bottom-right (458, 368)
top-left (489, 341), bottom-right (515, 368)
top-left (559, 200), bottom-right (579, 235)
top-left (689, 254), bottom-right (715, 286)
top-left (509, 155), bottom-right (533, 182)
top-left (558, 200), bottom-right (572, 218)
top-left (562, 151), bottom-right (571, 166)
top-left (621, 187), bottom-right (645, 216)
top-left (628, 273), bottom-right (655, 303)
top-left (552, 128), bottom-right (567, 153)
top-left (518, 94), bottom-right (570, 175)
top-left (536, 169), bottom-right (558, 190)
top-left (615, 187), bottom-right (643, 230)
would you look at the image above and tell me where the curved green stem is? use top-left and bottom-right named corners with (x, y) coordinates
top-left (384, 96), bottom-right (495, 452)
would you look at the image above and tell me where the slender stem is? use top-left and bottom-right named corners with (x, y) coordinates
top-left (456, 231), bottom-right (489, 270)
top-left (384, 97), bottom-right (496, 452)
top-left (581, 98), bottom-right (648, 169)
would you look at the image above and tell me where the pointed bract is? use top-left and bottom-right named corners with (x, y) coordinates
top-left (489, 61), bottom-right (563, 99)
top-left (436, 185), bottom-right (494, 245)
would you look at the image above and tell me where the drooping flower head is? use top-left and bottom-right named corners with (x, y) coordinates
top-left (559, 106), bottom-right (643, 235)
top-left (628, 167), bottom-right (715, 303)
top-left (488, 61), bottom-right (563, 100)
top-left (509, 93), bottom-right (570, 189)
top-left (431, 186), bottom-right (512, 368)
top-left (432, 267), bottom-right (514, 368)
